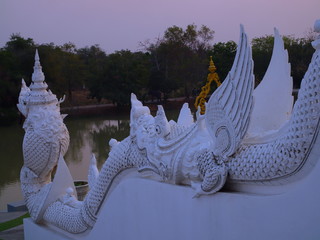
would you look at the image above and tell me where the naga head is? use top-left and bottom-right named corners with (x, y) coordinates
top-left (129, 94), bottom-right (171, 149)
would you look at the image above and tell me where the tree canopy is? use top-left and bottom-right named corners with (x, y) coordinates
top-left (144, 24), bottom-right (215, 98)
top-left (0, 27), bottom-right (315, 125)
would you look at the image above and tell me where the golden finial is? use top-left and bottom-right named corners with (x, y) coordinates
top-left (194, 56), bottom-right (221, 115)
top-left (208, 56), bottom-right (216, 73)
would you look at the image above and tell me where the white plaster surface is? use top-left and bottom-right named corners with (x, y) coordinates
top-left (247, 28), bottom-right (293, 138)
top-left (24, 133), bottom-right (320, 240)
top-left (22, 24), bottom-right (320, 238)
top-left (37, 155), bottom-right (76, 222)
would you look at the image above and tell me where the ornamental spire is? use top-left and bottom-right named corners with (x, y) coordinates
top-left (27, 49), bottom-right (58, 106)
top-left (31, 49), bottom-right (46, 88)
top-left (194, 56), bottom-right (221, 115)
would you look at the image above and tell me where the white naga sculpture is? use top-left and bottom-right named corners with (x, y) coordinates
top-left (19, 22), bottom-right (320, 234)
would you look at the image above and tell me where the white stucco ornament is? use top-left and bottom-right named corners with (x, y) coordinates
top-left (19, 20), bottom-right (320, 236)
top-left (18, 50), bottom-right (72, 222)
top-left (246, 28), bottom-right (293, 140)
top-left (312, 19), bottom-right (320, 49)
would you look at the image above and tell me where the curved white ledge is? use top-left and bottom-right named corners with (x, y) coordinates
top-left (24, 131), bottom-right (320, 240)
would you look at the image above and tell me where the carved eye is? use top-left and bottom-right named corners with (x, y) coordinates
top-left (155, 125), bottom-right (161, 134)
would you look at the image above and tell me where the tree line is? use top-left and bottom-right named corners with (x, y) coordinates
top-left (0, 24), bottom-right (315, 125)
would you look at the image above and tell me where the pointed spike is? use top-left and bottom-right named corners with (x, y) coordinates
top-left (21, 78), bottom-right (26, 87)
top-left (240, 24), bottom-right (244, 33)
top-left (273, 27), bottom-right (283, 51)
top-left (131, 93), bottom-right (137, 101)
top-left (88, 153), bottom-right (99, 189)
top-left (246, 26), bottom-right (293, 137)
top-left (35, 49), bottom-right (39, 61)
top-left (157, 105), bottom-right (165, 114)
top-left (61, 114), bottom-right (68, 120)
top-left (155, 105), bottom-right (170, 137)
top-left (196, 106), bottom-right (201, 120)
top-left (314, 19), bottom-right (320, 32)
top-left (274, 27), bottom-right (280, 37)
top-left (157, 105), bottom-right (168, 121)
top-left (91, 153), bottom-right (97, 165)
top-left (177, 103), bottom-right (194, 126)
top-left (131, 93), bottom-right (143, 107)
top-left (130, 93), bottom-right (151, 136)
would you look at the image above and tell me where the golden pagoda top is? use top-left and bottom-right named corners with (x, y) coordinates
top-left (194, 56), bottom-right (221, 115)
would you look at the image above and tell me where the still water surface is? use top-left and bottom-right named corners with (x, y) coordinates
top-left (0, 110), bottom-right (179, 210)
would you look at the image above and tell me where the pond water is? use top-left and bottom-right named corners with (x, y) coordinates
top-left (0, 109), bottom-right (180, 211)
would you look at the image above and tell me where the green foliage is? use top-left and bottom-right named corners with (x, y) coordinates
top-left (145, 24), bottom-right (214, 98)
top-left (210, 41), bottom-right (237, 83)
top-left (78, 47), bottom-right (151, 105)
top-left (251, 34), bottom-right (314, 88)
top-left (0, 34), bottom-right (35, 124)
top-left (103, 50), bottom-right (151, 105)
top-left (77, 45), bottom-right (107, 102)
top-left (251, 35), bottom-right (274, 85)
top-left (285, 37), bottom-right (314, 88)
top-left (0, 27), bottom-right (315, 125)
top-left (0, 108), bottom-right (19, 126)
top-left (37, 43), bottom-right (86, 102)
top-left (0, 212), bottom-right (30, 231)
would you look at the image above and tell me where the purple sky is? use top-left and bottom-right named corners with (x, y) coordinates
top-left (1, 0), bottom-right (319, 53)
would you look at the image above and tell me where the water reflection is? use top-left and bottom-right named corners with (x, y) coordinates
top-left (0, 109), bottom-right (180, 210)
top-left (64, 115), bottom-right (130, 176)
top-left (0, 113), bottom-right (131, 210)
top-left (0, 124), bottom-right (24, 210)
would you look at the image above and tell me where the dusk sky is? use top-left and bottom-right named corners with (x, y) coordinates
top-left (1, 0), bottom-right (319, 53)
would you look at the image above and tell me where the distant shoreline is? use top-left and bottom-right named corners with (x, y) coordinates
top-left (60, 89), bottom-right (299, 117)
top-left (60, 97), bottom-right (197, 117)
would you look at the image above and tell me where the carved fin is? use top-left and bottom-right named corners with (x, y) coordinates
top-left (177, 103), bottom-right (194, 127)
top-left (155, 105), bottom-right (171, 137)
top-left (246, 28), bottom-right (293, 139)
top-left (205, 25), bottom-right (254, 159)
